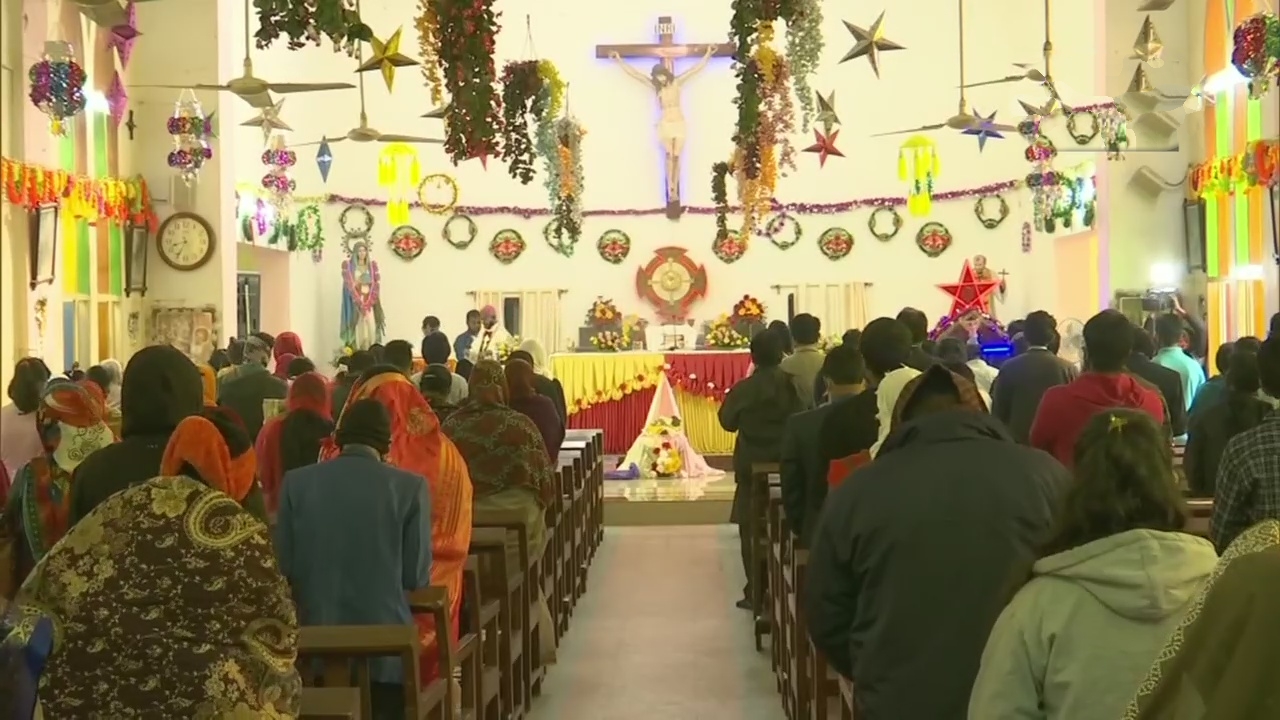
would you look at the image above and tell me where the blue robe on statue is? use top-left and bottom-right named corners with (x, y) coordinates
top-left (339, 255), bottom-right (385, 350)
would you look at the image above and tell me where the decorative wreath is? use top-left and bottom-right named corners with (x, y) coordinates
top-left (868, 206), bottom-right (903, 241)
top-left (916, 222), bottom-right (953, 258)
top-left (762, 212), bottom-right (802, 250)
top-left (974, 194), bottom-right (1010, 230)
top-left (417, 173), bottom-right (460, 215)
top-left (442, 213), bottom-right (477, 250)
top-left (388, 225), bottom-right (426, 260)
top-left (542, 218), bottom-right (579, 257)
top-left (712, 231), bottom-right (747, 264)
top-left (597, 229), bottom-right (631, 265)
top-left (339, 204), bottom-right (373, 237)
top-left (818, 227), bottom-right (854, 261)
top-left (1066, 110), bottom-right (1099, 145)
top-left (489, 229), bottom-right (526, 264)
top-left (293, 205), bottom-right (324, 252)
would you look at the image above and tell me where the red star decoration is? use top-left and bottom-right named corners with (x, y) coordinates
top-left (937, 260), bottom-right (1001, 318)
top-left (803, 129), bottom-right (844, 167)
top-left (471, 151), bottom-right (490, 169)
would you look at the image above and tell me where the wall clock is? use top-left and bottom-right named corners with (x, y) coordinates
top-left (156, 212), bottom-right (216, 271)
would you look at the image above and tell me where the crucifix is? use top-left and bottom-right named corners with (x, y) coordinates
top-left (596, 17), bottom-right (734, 220)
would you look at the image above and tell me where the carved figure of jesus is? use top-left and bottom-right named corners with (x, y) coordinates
top-left (609, 46), bottom-right (714, 210)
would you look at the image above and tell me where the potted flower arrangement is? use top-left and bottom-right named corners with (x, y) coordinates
top-left (588, 296), bottom-right (622, 329)
top-left (730, 294), bottom-right (767, 338)
top-left (590, 329), bottom-right (630, 351)
top-left (496, 335), bottom-right (522, 363)
top-left (704, 314), bottom-right (749, 348)
top-left (645, 439), bottom-right (684, 478)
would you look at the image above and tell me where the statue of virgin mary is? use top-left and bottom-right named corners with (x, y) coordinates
top-left (340, 241), bottom-right (386, 350)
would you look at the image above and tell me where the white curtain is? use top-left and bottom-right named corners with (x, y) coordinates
top-left (779, 282), bottom-right (874, 334)
top-left (470, 289), bottom-right (563, 356)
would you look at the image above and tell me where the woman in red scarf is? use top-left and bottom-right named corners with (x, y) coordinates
top-left (322, 369), bottom-right (472, 683)
top-left (1, 381), bottom-right (115, 597)
top-left (256, 372), bottom-right (333, 512)
top-left (161, 407), bottom-right (269, 521)
top-left (274, 332), bottom-right (304, 362)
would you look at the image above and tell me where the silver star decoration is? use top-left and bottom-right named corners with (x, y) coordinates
top-left (240, 99), bottom-right (291, 144)
top-left (815, 91), bottom-right (840, 133)
top-left (1019, 96), bottom-right (1059, 119)
top-left (838, 12), bottom-right (905, 78)
top-left (961, 109), bottom-right (1005, 152)
top-left (1130, 16), bottom-right (1164, 68)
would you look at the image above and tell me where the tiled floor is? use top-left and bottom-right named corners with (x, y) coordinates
top-left (527, 525), bottom-right (784, 720)
top-left (601, 473), bottom-right (738, 503)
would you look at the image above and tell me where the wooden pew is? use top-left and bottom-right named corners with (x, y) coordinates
top-left (459, 559), bottom-right (496, 720)
top-left (1185, 498), bottom-right (1212, 539)
top-left (785, 548), bottom-right (810, 720)
top-left (468, 527), bottom-right (522, 720)
top-left (564, 429), bottom-right (604, 554)
top-left (558, 441), bottom-right (592, 599)
top-left (749, 462), bottom-right (781, 651)
top-left (838, 676), bottom-right (856, 720)
top-left (300, 688), bottom-right (362, 719)
top-left (294, 587), bottom-right (453, 720)
top-left (472, 507), bottom-right (545, 711)
top-left (555, 453), bottom-right (584, 634)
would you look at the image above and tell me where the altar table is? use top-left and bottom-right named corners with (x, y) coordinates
top-left (550, 351), bottom-right (753, 455)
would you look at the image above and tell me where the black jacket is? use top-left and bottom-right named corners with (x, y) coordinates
top-left (218, 364), bottom-right (288, 441)
top-left (1184, 392), bottom-right (1274, 496)
top-left (718, 366), bottom-right (803, 480)
top-left (1126, 352), bottom-right (1188, 436)
top-left (805, 410), bottom-right (1066, 720)
top-left (533, 375), bottom-right (567, 424)
top-left (780, 395), bottom-right (858, 546)
top-left (904, 345), bottom-right (936, 372)
top-left (818, 387), bottom-right (880, 467)
top-left (991, 348), bottom-right (1078, 443)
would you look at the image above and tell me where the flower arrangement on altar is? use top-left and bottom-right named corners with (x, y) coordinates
top-left (587, 296), bottom-right (621, 328)
top-left (704, 314), bottom-right (749, 348)
top-left (643, 436), bottom-right (684, 478)
top-left (643, 416), bottom-right (683, 437)
top-left (590, 329), bottom-right (629, 352)
top-left (730, 294), bottom-right (767, 338)
top-left (817, 334), bottom-right (844, 352)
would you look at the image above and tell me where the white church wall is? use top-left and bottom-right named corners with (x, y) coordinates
top-left (237, 0), bottom-right (1112, 361)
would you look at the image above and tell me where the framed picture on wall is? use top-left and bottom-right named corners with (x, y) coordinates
top-left (27, 204), bottom-right (59, 289)
top-left (124, 223), bottom-right (149, 297)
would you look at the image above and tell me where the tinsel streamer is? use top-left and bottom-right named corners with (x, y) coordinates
top-left (414, 0), bottom-right (444, 104)
top-left (499, 60), bottom-right (546, 184)
top-left (784, 0), bottom-right (824, 131)
top-left (435, 0), bottom-right (503, 164)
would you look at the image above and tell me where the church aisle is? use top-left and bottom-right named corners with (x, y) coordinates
top-left (527, 525), bottom-right (785, 720)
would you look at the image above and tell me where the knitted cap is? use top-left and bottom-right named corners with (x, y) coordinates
top-left (335, 397), bottom-right (392, 455)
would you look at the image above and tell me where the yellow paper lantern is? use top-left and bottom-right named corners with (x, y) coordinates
top-left (377, 143), bottom-right (421, 226)
top-left (898, 136), bottom-right (939, 217)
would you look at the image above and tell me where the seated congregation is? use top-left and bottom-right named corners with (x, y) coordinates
top-left (0, 328), bottom-right (601, 720)
top-left (724, 307), bottom-right (1280, 719)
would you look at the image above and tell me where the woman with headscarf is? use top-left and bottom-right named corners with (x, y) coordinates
top-left (97, 358), bottom-right (123, 410)
top-left (0, 381), bottom-right (116, 597)
top-left (1125, 520), bottom-right (1280, 719)
top-left (512, 339), bottom-right (567, 423)
top-left (67, 346), bottom-right (206, 525)
top-left (505, 359), bottom-right (564, 460)
top-left (441, 360), bottom-right (557, 662)
top-left (321, 367), bottom-right (472, 684)
top-left (274, 331), bottom-right (304, 362)
top-left (162, 409), bottom-right (269, 522)
top-left (273, 353), bottom-right (298, 381)
top-left (1, 358), bottom-right (52, 482)
top-left (256, 372), bottom-right (333, 513)
top-left (1, 412), bottom-right (300, 716)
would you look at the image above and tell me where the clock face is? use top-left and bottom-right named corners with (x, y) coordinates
top-left (158, 213), bottom-right (214, 270)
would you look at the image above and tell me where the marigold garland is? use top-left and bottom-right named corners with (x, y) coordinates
top-left (414, 0), bottom-right (445, 105)
top-left (542, 117), bottom-right (585, 256)
top-left (435, 0), bottom-right (502, 165)
top-left (500, 60), bottom-right (548, 184)
top-left (1, 157), bottom-right (157, 230)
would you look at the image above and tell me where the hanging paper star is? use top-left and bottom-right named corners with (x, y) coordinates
top-left (1018, 97), bottom-right (1059, 119)
top-left (422, 102), bottom-right (451, 119)
top-left (106, 71), bottom-right (128, 124)
top-left (1130, 15), bottom-right (1164, 67)
top-left (838, 12), bottom-right (905, 78)
top-left (106, 1), bottom-right (141, 68)
top-left (803, 129), bottom-right (844, 167)
top-left (961, 109), bottom-right (1005, 152)
top-left (815, 91), bottom-right (840, 134)
top-left (937, 259), bottom-right (1001, 318)
top-left (356, 28), bottom-right (419, 92)
top-left (316, 138), bottom-right (334, 183)
top-left (240, 100), bottom-right (290, 144)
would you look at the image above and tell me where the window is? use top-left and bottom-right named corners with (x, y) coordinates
top-left (502, 297), bottom-right (522, 338)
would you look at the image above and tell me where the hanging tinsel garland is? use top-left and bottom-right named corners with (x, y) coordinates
top-left (252, 0), bottom-right (371, 56)
top-left (435, 0), bottom-right (503, 165)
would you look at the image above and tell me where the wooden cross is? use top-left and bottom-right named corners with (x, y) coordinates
top-left (596, 17), bottom-right (734, 220)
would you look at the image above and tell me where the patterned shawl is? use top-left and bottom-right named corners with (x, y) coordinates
top-left (441, 360), bottom-right (555, 505)
top-left (1125, 519), bottom-right (1280, 719)
top-left (321, 369), bottom-right (472, 683)
top-left (3, 475), bottom-right (300, 717)
top-left (15, 381), bottom-right (115, 563)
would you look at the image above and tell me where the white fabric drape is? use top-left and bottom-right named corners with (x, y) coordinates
top-left (471, 289), bottom-right (563, 357)
top-left (781, 282), bottom-right (874, 333)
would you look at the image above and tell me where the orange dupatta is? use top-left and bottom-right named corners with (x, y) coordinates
top-left (321, 370), bottom-right (473, 683)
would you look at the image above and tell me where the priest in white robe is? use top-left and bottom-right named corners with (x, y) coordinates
top-left (469, 305), bottom-right (513, 362)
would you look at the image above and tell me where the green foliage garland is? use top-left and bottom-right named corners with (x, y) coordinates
top-left (435, 0), bottom-right (503, 165)
top-left (711, 162), bottom-right (731, 241)
top-left (500, 60), bottom-right (547, 185)
top-left (293, 205), bottom-right (325, 251)
top-left (784, 0), bottom-right (824, 131)
top-left (252, 0), bottom-right (371, 55)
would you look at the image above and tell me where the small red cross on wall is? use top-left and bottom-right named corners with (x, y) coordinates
top-left (937, 260), bottom-right (1001, 318)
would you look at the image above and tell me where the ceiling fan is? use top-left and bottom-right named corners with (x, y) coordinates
top-left (291, 48), bottom-right (443, 147)
top-left (871, 0), bottom-right (1016, 137)
top-left (130, 0), bottom-right (354, 109)
top-left (72, 0), bottom-right (162, 27)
